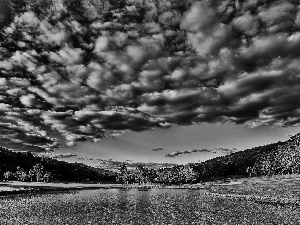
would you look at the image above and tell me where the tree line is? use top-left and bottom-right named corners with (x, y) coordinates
top-left (3, 164), bottom-right (52, 182)
top-left (116, 164), bottom-right (197, 185)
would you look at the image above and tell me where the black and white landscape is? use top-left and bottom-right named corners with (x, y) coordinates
top-left (1, 0), bottom-right (300, 224)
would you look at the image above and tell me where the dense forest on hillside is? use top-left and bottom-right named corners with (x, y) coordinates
top-left (0, 148), bottom-right (116, 182)
top-left (190, 134), bottom-right (300, 181)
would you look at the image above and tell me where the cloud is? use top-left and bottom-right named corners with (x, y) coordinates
top-left (214, 147), bottom-right (238, 155)
top-left (165, 147), bottom-right (238, 158)
top-left (152, 147), bottom-right (164, 151)
top-left (78, 157), bottom-right (176, 170)
top-left (36, 152), bottom-right (77, 159)
top-left (232, 12), bottom-right (259, 36)
top-left (285, 133), bottom-right (298, 137)
top-left (1, 0), bottom-right (300, 152)
top-left (180, 2), bottom-right (217, 32)
top-left (165, 149), bottom-right (212, 158)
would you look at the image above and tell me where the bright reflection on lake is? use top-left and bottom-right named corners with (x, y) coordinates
top-left (0, 188), bottom-right (300, 224)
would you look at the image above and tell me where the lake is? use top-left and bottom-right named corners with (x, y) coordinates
top-left (0, 188), bottom-right (299, 224)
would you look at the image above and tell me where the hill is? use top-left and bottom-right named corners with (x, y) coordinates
top-left (68, 132), bottom-right (300, 185)
top-left (0, 148), bottom-right (116, 183)
top-left (2, 132), bottom-right (300, 184)
top-left (191, 133), bottom-right (300, 181)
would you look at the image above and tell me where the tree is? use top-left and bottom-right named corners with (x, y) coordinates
top-left (32, 163), bottom-right (44, 182)
top-left (147, 168), bottom-right (158, 183)
top-left (135, 164), bottom-right (150, 184)
top-left (246, 167), bottom-right (254, 177)
top-left (43, 171), bottom-right (52, 182)
top-left (3, 171), bottom-right (13, 181)
top-left (179, 165), bottom-right (197, 184)
top-left (28, 169), bottom-right (35, 181)
top-left (116, 163), bottom-right (129, 184)
top-left (155, 168), bottom-right (172, 185)
top-left (15, 166), bottom-right (27, 181)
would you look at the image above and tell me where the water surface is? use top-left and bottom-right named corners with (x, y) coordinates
top-left (0, 188), bottom-right (299, 224)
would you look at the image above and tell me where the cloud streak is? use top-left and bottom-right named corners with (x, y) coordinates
top-left (77, 157), bottom-right (176, 171)
top-left (152, 147), bottom-right (164, 151)
top-left (36, 152), bottom-right (77, 159)
top-left (165, 149), bottom-right (212, 158)
top-left (1, 0), bottom-right (300, 152)
top-left (165, 147), bottom-right (238, 158)
top-left (214, 147), bottom-right (238, 155)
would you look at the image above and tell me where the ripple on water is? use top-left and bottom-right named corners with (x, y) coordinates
top-left (0, 189), bottom-right (300, 224)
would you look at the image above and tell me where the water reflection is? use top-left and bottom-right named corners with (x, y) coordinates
top-left (117, 189), bottom-right (130, 211)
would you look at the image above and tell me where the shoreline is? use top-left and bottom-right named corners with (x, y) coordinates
top-left (0, 181), bottom-right (122, 197)
top-left (2, 176), bottom-right (300, 207)
top-left (3, 174), bottom-right (299, 197)
top-left (0, 177), bottom-right (251, 196)
top-left (0, 181), bottom-right (213, 196)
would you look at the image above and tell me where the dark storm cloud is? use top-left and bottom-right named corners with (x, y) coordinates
top-left (0, 0), bottom-right (11, 29)
top-left (1, 0), bottom-right (300, 152)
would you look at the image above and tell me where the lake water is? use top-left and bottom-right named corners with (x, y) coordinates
top-left (0, 188), bottom-right (300, 224)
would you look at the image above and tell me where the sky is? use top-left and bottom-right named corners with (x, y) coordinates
top-left (1, 0), bottom-right (300, 167)
top-left (56, 122), bottom-right (299, 167)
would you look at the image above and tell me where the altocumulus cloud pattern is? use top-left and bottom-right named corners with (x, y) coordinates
top-left (1, 0), bottom-right (300, 152)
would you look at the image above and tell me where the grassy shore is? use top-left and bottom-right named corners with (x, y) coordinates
top-left (204, 174), bottom-right (300, 206)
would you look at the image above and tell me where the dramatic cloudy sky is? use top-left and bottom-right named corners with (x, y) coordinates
top-left (1, 0), bottom-right (300, 166)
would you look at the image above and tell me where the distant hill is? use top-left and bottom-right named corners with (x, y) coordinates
top-left (0, 148), bottom-right (117, 183)
top-left (191, 134), bottom-right (300, 181)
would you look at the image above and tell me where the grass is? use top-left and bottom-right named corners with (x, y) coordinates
top-left (208, 174), bottom-right (300, 196)
top-left (203, 174), bottom-right (300, 207)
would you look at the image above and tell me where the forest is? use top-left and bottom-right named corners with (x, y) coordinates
top-left (0, 148), bottom-right (116, 183)
top-left (190, 133), bottom-right (300, 181)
